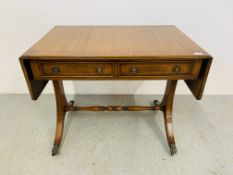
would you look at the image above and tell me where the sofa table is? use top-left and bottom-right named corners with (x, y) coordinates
top-left (20, 26), bottom-right (212, 156)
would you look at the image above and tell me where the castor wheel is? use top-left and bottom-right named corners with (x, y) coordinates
top-left (52, 145), bottom-right (59, 156)
top-left (169, 144), bottom-right (177, 156)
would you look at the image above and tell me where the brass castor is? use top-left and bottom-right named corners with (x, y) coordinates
top-left (169, 144), bottom-right (177, 156)
top-left (52, 145), bottom-right (59, 156)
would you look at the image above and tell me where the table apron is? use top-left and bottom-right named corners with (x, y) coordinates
top-left (30, 60), bottom-right (203, 80)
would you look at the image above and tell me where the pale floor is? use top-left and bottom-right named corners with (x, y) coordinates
top-left (0, 95), bottom-right (232, 175)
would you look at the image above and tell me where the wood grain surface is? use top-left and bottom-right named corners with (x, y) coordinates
top-left (18, 26), bottom-right (213, 155)
top-left (21, 26), bottom-right (211, 59)
top-left (19, 26), bottom-right (212, 100)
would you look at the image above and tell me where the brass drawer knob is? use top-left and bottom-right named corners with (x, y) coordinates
top-left (51, 67), bottom-right (60, 74)
top-left (131, 67), bottom-right (137, 74)
top-left (96, 66), bottom-right (102, 73)
top-left (173, 65), bottom-right (181, 73)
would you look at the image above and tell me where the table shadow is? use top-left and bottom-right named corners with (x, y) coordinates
top-left (143, 112), bottom-right (170, 154)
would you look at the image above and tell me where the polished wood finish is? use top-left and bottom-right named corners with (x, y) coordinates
top-left (20, 26), bottom-right (212, 100)
top-left (66, 105), bottom-right (161, 112)
top-left (51, 80), bottom-right (176, 155)
top-left (19, 26), bottom-right (213, 156)
top-left (22, 26), bottom-right (210, 58)
top-left (20, 59), bottom-right (48, 100)
top-left (185, 58), bottom-right (213, 99)
top-left (29, 60), bottom-right (202, 80)
top-left (52, 80), bottom-right (69, 156)
top-left (39, 61), bottom-right (115, 77)
top-left (118, 60), bottom-right (202, 78)
top-left (160, 80), bottom-right (178, 155)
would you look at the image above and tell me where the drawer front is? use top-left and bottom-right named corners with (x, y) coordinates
top-left (36, 62), bottom-right (115, 78)
top-left (118, 61), bottom-right (202, 78)
top-left (30, 60), bottom-right (202, 80)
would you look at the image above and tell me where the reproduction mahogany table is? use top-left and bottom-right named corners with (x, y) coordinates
top-left (20, 26), bottom-right (212, 156)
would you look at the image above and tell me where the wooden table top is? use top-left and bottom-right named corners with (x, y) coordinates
top-left (22, 26), bottom-right (211, 59)
top-left (20, 25), bottom-right (213, 101)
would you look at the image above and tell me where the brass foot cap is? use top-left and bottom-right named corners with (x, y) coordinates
top-left (169, 144), bottom-right (177, 156)
top-left (52, 145), bottom-right (59, 156)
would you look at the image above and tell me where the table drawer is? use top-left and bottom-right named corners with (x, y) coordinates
top-left (118, 61), bottom-right (202, 78)
top-left (33, 61), bottom-right (115, 78)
